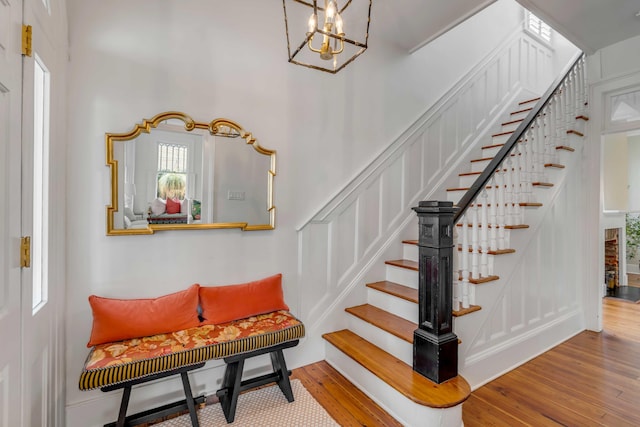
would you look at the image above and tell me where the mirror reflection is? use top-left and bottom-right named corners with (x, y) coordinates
top-left (106, 112), bottom-right (275, 235)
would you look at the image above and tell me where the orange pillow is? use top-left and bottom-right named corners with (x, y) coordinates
top-left (87, 284), bottom-right (200, 347)
top-left (166, 198), bottom-right (181, 214)
top-left (199, 274), bottom-right (289, 325)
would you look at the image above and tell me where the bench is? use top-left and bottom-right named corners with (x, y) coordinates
top-left (79, 276), bottom-right (304, 427)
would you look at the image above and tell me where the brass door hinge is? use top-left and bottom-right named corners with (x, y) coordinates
top-left (22, 24), bottom-right (32, 57)
top-left (20, 236), bottom-right (31, 268)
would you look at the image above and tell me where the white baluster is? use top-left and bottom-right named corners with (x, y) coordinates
top-left (505, 157), bottom-right (514, 226)
top-left (471, 203), bottom-right (479, 280)
top-left (480, 191), bottom-right (489, 278)
top-left (461, 214), bottom-right (470, 309)
top-left (496, 167), bottom-right (506, 250)
top-left (535, 117), bottom-right (545, 181)
top-left (541, 107), bottom-right (551, 183)
top-left (453, 224), bottom-right (460, 312)
top-left (489, 176), bottom-right (497, 251)
top-left (552, 94), bottom-right (562, 164)
top-left (564, 79), bottom-right (573, 141)
top-left (521, 132), bottom-right (531, 203)
top-left (513, 144), bottom-right (522, 225)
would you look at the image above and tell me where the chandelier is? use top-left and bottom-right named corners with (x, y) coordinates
top-left (282, 0), bottom-right (372, 74)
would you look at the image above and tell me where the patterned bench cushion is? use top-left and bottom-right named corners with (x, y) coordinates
top-left (79, 310), bottom-right (304, 391)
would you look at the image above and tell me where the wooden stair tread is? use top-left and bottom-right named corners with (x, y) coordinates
top-left (456, 223), bottom-right (529, 229)
top-left (322, 329), bottom-right (471, 408)
top-left (511, 107), bottom-right (532, 116)
top-left (453, 305), bottom-right (482, 317)
top-left (521, 202), bottom-right (543, 207)
top-left (491, 130), bottom-right (514, 138)
top-left (470, 156), bottom-right (493, 163)
top-left (367, 281), bottom-right (418, 304)
top-left (556, 145), bottom-right (575, 152)
top-left (545, 163), bottom-right (565, 168)
top-left (447, 186), bottom-right (493, 192)
top-left (457, 247), bottom-right (515, 255)
top-left (458, 274), bottom-right (500, 284)
top-left (345, 304), bottom-right (416, 343)
top-left (385, 259), bottom-right (418, 271)
top-left (532, 182), bottom-right (553, 187)
top-left (482, 143), bottom-right (504, 150)
top-left (459, 171), bottom-right (481, 177)
top-left (502, 118), bottom-right (524, 126)
top-left (519, 97), bottom-right (540, 105)
top-left (567, 129), bottom-right (584, 137)
top-left (576, 115), bottom-right (589, 121)
top-left (402, 239), bottom-right (418, 245)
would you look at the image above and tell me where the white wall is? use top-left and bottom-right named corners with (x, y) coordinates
top-left (602, 133), bottom-right (629, 211)
top-left (65, 0), bottom-right (533, 424)
top-left (628, 135), bottom-right (640, 211)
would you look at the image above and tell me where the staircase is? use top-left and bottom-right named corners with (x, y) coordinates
top-left (321, 55), bottom-right (588, 427)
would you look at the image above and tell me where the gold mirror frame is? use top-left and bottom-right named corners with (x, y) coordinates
top-left (106, 111), bottom-right (276, 235)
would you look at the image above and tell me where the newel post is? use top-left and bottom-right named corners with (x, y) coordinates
top-left (412, 201), bottom-right (458, 383)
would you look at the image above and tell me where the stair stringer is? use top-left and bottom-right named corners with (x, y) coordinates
top-left (454, 134), bottom-right (587, 389)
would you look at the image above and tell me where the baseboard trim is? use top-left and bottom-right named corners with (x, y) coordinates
top-left (461, 309), bottom-right (584, 389)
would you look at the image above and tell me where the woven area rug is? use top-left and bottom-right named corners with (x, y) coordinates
top-left (155, 379), bottom-right (339, 426)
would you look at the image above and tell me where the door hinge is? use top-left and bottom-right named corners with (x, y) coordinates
top-left (20, 236), bottom-right (31, 268)
top-left (22, 24), bottom-right (32, 57)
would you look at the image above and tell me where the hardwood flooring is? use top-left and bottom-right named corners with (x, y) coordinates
top-left (292, 360), bottom-right (403, 427)
top-left (299, 298), bottom-right (640, 426)
top-left (463, 298), bottom-right (640, 427)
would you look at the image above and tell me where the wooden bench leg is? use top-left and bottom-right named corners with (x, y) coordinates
top-left (116, 386), bottom-right (132, 427)
top-left (270, 349), bottom-right (294, 402)
top-left (219, 358), bottom-right (245, 423)
top-left (181, 371), bottom-right (200, 427)
top-left (216, 340), bottom-right (299, 423)
top-left (102, 363), bottom-right (205, 427)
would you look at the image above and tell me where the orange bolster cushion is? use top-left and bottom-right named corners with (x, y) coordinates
top-left (87, 284), bottom-right (200, 347)
top-left (199, 274), bottom-right (289, 325)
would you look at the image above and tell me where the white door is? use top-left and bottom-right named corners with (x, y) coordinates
top-left (0, 0), bottom-right (25, 426)
top-left (21, 0), bottom-right (62, 424)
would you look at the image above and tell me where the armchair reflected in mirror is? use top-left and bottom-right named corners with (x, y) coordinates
top-left (106, 112), bottom-right (275, 235)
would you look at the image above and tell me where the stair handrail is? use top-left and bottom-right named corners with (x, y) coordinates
top-left (453, 52), bottom-right (584, 223)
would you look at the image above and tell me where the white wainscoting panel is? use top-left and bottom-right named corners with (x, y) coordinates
top-left (457, 134), bottom-right (585, 388)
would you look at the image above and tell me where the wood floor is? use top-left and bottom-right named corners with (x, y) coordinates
top-left (298, 298), bottom-right (640, 426)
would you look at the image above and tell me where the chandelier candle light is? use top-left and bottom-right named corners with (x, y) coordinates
top-left (282, 0), bottom-right (372, 74)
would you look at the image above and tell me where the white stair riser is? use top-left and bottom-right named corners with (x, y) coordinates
top-left (367, 288), bottom-right (418, 324)
top-left (459, 174), bottom-right (481, 188)
top-left (471, 159), bottom-right (492, 173)
top-left (510, 109), bottom-right (531, 121)
top-left (491, 133), bottom-right (512, 145)
top-left (402, 243), bottom-right (418, 262)
top-left (482, 145), bottom-right (502, 158)
top-left (501, 120), bottom-right (523, 133)
top-left (446, 190), bottom-right (463, 204)
top-left (385, 265), bottom-right (418, 289)
top-left (325, 345), bottom-right (464, 427)
top-left (346, 315), bottom-right (413, 365)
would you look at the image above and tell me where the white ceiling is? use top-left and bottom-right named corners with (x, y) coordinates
top-left (516, 0), bottom-right (640, 53)
top-left (373, 0), bottom-right (497, 53)
top-left (374, 0), bottom-right (640, 55)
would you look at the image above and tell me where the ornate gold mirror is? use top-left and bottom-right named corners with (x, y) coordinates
top-left (106, 112), bottom-right (275, 235)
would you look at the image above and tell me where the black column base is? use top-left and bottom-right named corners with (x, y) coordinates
top-left (413, 329), bottom-right (458, 384)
